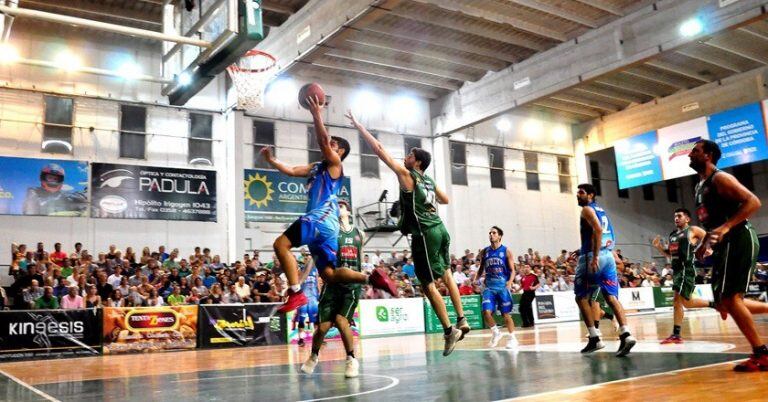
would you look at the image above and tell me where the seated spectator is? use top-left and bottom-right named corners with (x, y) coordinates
top-left (202, 267), bottom-right (217, 288)
top-left (203, 284), bottom-right (223, 304)
top-left (209, 255), bottom-right (225, 271)
top-left (106, 289), bottom-right (125, 307)
top-left (167, 286), bottom-right (185, 306)
top-left (34, 286), bottom-right (59, 309)
top-left (50, 242), bottom-right (68, 266)
top-left (223, 284), bottom-right (242, 303)
top-left (140, 247), bottom-right (152, 265)
top-left (192, 277), bottom-right (209, 297)
top-left (125, 286), bottom-right (147, 307)
top-left (53, 279), bottom-right (70, 299)
top-left (235, 276), bottom-right (252, 302)
top-left (458, 279), bottom-right (474, 296)
top-left (95, 273), bottom-right (113, 300)
top-left (146, 289), bottom-right (164, 306)
top-left (107, 266), bottom-right (123, 289)
top-left (185, 288), bottom-right (201, 305)
top-left (23, 279), bottom-right (44, 309)
top-left (84, 284), bottom-right (102, 308)
top-left (252, 272), bottom-right (271, 302)
top-left (61, 285), bottom-right (84, 309)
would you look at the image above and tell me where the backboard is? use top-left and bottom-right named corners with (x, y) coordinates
top-left (162, 0), bottom-right (267, 105)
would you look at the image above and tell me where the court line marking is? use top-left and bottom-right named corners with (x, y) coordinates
top-left (496, 358), bottom-right (745, 401)
top-left (171, 372), bottom-right (400, 402)
top-left (0, 369), bottom-right (61, 402)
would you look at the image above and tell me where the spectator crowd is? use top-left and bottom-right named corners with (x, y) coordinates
top-left (3, 241), bottom-right (748, 311)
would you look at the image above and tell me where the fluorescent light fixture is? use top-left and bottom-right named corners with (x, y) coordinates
top-left (522, 119), bottom-right (543, 139)
top-left (495, 118), bottom-right (511, 132)
top-left (680, 18), bottom-right (703, 37)
top-left (391, 95), bottom-right (419, 124)
top-left (54, 51), bottom-right (82, 72)
top-left (178, 72), bottom-right (192, 86)
top-left (265, 78), bottom-right (296, 105)
top-left (0, 43), bottom-right (19, 64)
top-left (117, 61), bottom-right (143, 80)
top-left (352, 89), bottom-right (381, 117)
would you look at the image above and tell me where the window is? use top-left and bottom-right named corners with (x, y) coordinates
top-left (618, 187), bottom-right (629, 199)
top-left (404, 136), bottom-right (422, 158)
top-left (450, 142), bottom-right (467, 185)
top-left (524, 152), bottom-right (539, 191)
top-left (360, 131), bottom-right (379, 178)
top-left (732, 164), bottom-right (754, 191)
top-left (557, 156), bottom-right (571, 193)
top-left (489, 146), bottom-right (505, 189)
top-left (42, 96), bottom-right (74, 154)
top-left (188, 113), bottom-right (213, 165)
top-left (119, 105), bottom-right (146, 159)
top-left (642, 184), bottom-right (654, 200)
top-left (666, 179), bottom-right (678, 203)
top-left (307, 126), bottom-right (322, 164)
top-left (589, 160), bottom-right (602, 196)
top-left (253, 120), bottom-right (275, 169)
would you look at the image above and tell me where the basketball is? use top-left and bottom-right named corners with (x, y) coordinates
top-left (298, 82), bottom-right (326, 109)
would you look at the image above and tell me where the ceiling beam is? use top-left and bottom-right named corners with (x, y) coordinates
top-left (342, 30), bottom-right (507, 71)
top-left (432, 0), bottom-right (765, 134)
top-left (388, 3), bottom-right (549, 52)
top-left (703, 36), bottom-right (768, 65)
top-left (549, 93), bottom-right (621, 113)
top-left (573, 0), bottom-right (624, 17)
top-left (644, 60), bottom-right (713, 83)
top-left (292, 64), bottom-right (444, 99)
top-left (533, 99), bottom-right (602, 118)
top-left (508, 0), bottom-right (599, 28)
top-left (572, 84), bottom-right (648, 104)
top-left (261, 2), bottom-right (296, 15)
top-left (308, 57), bottom-right (462, 90)
top-left (619, 69), bottom-right (688, 90)
top-left (408, 0), bottom-right (567, 42)
top-left (594, 75), bottom-right (670, 98)
top-left (675, 47), bottom-right (744, 73)
top-left (364, 20), bottom-right (520, 63)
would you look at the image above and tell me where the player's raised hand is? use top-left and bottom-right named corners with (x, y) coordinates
top-left (259, 146), bottom-right (274, 161)
top-left (306, 95), bottom-right (324, 116)
top-left (345, 110), bottom-right (360, 127)
top-left (652, 235), bottom-right (662, 249)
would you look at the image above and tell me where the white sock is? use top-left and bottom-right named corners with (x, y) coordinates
top-left (290, 284), bottom-right (301, 293)
top-left (490, 325), bottom-right (499, 333)
top-left (619, 325), bottom-right (630, 335)
top-left (587, 327), bottom-right (599, 337)
top-left (509, 332), bottom-right (517, 340)
top-left (595, 328), bottom-right (602, 337)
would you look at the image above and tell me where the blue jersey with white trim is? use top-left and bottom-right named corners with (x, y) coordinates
top-left (305, 161), bottom-right (342, 221)
top-left (580, 201), bottom-right (615, 254)
top-left (301, 266), bottom-right (319, 299)
top-left (481, 245), bottom-right (511, 288)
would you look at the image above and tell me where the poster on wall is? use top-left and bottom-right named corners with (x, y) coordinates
top-left (614, 130), bottom-right (664, 189)
top-left (91, 163), bottom-right (216, 222)
top-left (656, 117), bottom-right (708, 181)
top-left (0, 156), bottom-right (88, 216)
top-left (708, 102), bottom-right (768, 169)
top-left (198, 304), bottom-right (287, 348)
top-left (102, 306), bottom-right (198, 354)
top-left (244, 168), bottom-right (352, 223)
top-left (0, 309), bottom-right (101, 361)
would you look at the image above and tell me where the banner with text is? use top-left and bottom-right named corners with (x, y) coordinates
top-left (102, 306), bottom-right (198, 354)
top-left (708, 102), bottom-right (768, 168)
top-left (424, 295), bottom-right (482, 334)
top-left (0, 309), bottom-right (101, 361)
top-left (359, 298), bottom-right (424, 337)
top-left (244, 169), bottom-right (352, 223)
top-left (533, 292), bottom-right (581, 324)
top-left (614, 130), bottom-right (664, 189)
top-left (657, 117), bottom-right (708, 181)
top-left (0, 156), bottom-right (88, 216)
top-left (91, 163), bottom-right (216, 222)
top-left (618, 287), bottom-right (656, 312)
top-left (198, 304), bottom-right (286, 348)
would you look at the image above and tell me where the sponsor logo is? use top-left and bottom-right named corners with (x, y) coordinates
top-left (99, 195), bottom-right (128, 214)
top-left (376, 306), bottom-right (388, 322)
top-left (214, 317), bottom-right (254, 331)
top-left (125, 310), bottom-right (179, 331)
top-left (9, 319), bottom-right (84, 336)
top-left (139, 177), bottom-right (210, 195)
top-left (244, 173), bottom-right (274, 208)
top-left (631, 291), bottom-right (641, 301)
top-left (99, 169), bottom-right (135, 188)
top-left (375, 306), bottom-right (409, 324)
top-left (667, 137), bottom-right (700, 161)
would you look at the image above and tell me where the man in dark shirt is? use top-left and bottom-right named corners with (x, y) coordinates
top-left (95, 272), bottom-right (114, 300)
top-left (519, 265), bottom-right (539, 327)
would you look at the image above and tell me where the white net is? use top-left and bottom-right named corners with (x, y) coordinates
top-left (227, 50), bottom-right (276, 111)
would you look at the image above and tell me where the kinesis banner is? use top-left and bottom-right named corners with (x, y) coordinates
top-left (198, 304), bottom-right (287, 348)
top-left (0, 309), bottom-right (102, 361)
top-left (91, 163), bottom-right (216, 221)
top-left (0, 156), bottom-right (88, 216)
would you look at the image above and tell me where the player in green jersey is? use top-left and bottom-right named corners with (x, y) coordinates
top-left (301, 200), bottom-right (364, 378)
top-left (346, 111), bottom-right (469, 357)
top-left (653, 208), bottom-right (713, 344)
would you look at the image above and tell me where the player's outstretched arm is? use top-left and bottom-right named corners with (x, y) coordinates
top-left (652, 235), bottom-right (671, 257)
top-left (307, 96), bottom-right (342, 170)
top-left (345, 110), bottom-right (409, 179)
top-left (259, 146), bottom-right (313, 177)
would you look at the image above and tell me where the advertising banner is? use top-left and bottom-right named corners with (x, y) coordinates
top-left (708, 102), bottom-right (768, 169)
top-left (102, 306), bottom-right (198, 354)
top-left (286, 308), bottom-right (360, 344)
top-left (0, 156), bottom-right (88, 216)
top-left (0, 309), bottom-right (101, 361)
top-left (91, 163), bottom-right (216, 222)
top-left (535, 294), bottom-right (555, 320)
top-left (618, 287), bottom-right (655, 311)
top-left (532, 292), bottom-right (581, 324)
top-left (358, 298), bottom-right (424, 337)
top-left (614, 130), bottom-right (664, 189)
top-left (244, 168), bottom-right (352, 223)
top-left (198, 304), bottom-right (287, 348)
top-left (656, 117), bottom-right (708, 181)
top-left (424, 295), bottom-right (482, 334)
top-left (654, 287), bottom-right (675, 309)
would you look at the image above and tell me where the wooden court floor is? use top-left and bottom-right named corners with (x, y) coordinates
top-left (1, 310), bottom-right (767, 401)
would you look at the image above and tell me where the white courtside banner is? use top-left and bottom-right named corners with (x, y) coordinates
top-left (694, 284), bottom-right (714, 302)
top-left (533, 292), bottom-right (581, 324)
top-left (358, 298), bottom-right (424, 338)
top-left (619, 287), bottom-right (656, 311)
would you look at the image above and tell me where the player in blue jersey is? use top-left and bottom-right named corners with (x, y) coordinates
top-left (261, 96), bottom-right (397, 313)
top-left (576, 183), bottom-right (636, 356)
top-left (295, 257), bottom-right (320, 346)
top-left (476, 226), bottom-right (518, 349)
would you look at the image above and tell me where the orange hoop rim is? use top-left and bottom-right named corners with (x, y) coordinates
top-left (227, 49), bottom-right (277, 74)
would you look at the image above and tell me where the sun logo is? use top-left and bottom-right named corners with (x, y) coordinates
top-left (244, 173), bottom-right (274, 208)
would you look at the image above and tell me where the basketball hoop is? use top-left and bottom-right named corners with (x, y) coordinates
top-left (227, 49), bottom-right (277, 111)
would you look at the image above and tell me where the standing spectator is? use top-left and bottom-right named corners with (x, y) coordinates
top-left (34, 242), bottom-right (48, 262)
top-left (50, 243), bottom-right (68, 266)
top-left (61, 285), bottom-right (84, 309)
top-left (34, 286), bottom-right (59, 309)
top-left (519, 265), bottom-right (539, 328)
